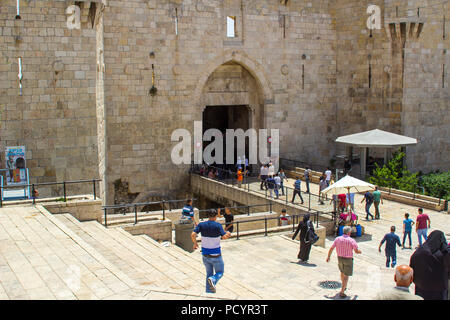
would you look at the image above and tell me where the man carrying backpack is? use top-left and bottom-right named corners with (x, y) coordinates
top-left (361, 191), bottom-right (374, 220)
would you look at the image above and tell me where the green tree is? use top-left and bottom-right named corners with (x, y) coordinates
top-left (420, 171), bottom-right (450, 201)
top-left (368, 152), bottom-right (418, 192)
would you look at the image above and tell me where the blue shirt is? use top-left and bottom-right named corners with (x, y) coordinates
top-left (364, 192), bottom-right (373, 204)
top-left (194, 220), bottom-right (226, 256)
top-left (182, 205), bottom-right (194, 219)
top-left (380, 232), bottom-right (401, 255)
top-left (294, 179), bottom-right (301, 191)
top-left (403, 218), bottom-right (413, 232)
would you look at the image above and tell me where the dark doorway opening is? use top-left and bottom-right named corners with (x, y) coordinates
top-left (202, 105), bottom-right (251, 170)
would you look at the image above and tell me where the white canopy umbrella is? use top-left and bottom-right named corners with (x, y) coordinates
top-left (321, 175), bottom-right (376, 196)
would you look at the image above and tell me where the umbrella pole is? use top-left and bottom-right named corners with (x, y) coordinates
top-left (347, 187), bottom-right (351, 213)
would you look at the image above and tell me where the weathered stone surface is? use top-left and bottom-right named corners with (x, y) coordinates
top-left (0, 0), bottom-right (448, 205)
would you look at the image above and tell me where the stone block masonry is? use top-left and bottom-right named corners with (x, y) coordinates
top-left (1, 0), bottom-right (448, 206)
top-left (0, 0), bottom-right (99, 193)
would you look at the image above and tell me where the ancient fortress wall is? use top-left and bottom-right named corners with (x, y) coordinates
top-left (332, 0), bottom-right (449, 172)
top-left (0, 0), bottom-right (448, 204)
top-left (0, 0), bottom-right (98, 191)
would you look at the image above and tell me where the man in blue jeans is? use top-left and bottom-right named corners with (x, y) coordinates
top-left (291, 177), bottom-right (304, 204)
top-left (191, 209), bottom-right (231, 293)
top-left (361, 191), bottom-right (374, 220)
top-left (379, 226), bottom-right (402, 268)
top-left (402, 213), bottom-right (415, 249)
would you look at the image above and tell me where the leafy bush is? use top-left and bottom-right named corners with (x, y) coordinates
top-left (368, 152), bottom-right (419, 192)
top-left (420, 171), bottom-right (450, 200)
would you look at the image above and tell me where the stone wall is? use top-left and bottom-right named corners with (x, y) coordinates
top-left (1, 0), bottom-right (448, 205)
top-left (122, 218), bottom-right (172, 242)
top-left (0, 0), bottom-right (99, 195)
top-left (394, 0), bottom-right (449, 172)
top-left (43, 198), bottom-right (103, 222)
top-left (101, 0), bottom-right (337, 204)
top-left (332, 0), bottom-right (449, 173)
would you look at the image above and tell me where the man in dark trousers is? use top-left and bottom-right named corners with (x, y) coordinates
top-left (291, 176), bottom-right (304, 204)
top-left (218, 207), bottom-right (234, 233)
top-left (379, 226), bottom-right (402, 268)
top-left (191, 209), bottom-right (231, 293)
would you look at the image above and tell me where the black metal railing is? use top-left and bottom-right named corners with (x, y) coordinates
top-left (280, 158), bottom-right (332, 175)
top-left (280, 159), bottom-right (446, 207)
top-left (190, 164), bottom-right (335, 213)
top-left (101, 198), bottom-right (195, 227)
top-left (0, 179), bottom-right (101, 207)
top-left (207, 210), bottom-right (336, 241)
top-left (197, 203), bottom-right (274, 217)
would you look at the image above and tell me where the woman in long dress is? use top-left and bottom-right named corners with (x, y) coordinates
top-left (292, 214), bottom-right (313, 263)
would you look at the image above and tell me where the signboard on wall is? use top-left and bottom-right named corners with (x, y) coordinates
top-left (5, 146), bottom-right (27, 185)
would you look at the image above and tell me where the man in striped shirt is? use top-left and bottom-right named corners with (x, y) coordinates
top-left (191, 209), bottom-right (231, 293)
top-left (326, 226), bottom-right (362, 298)
top-left (181, 199), bottom-right (197, 226)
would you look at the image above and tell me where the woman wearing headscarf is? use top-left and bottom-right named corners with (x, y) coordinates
top-left (409, 230), bottom-right (450, 300)
top-left (292, 214), bottom-right (314, 263)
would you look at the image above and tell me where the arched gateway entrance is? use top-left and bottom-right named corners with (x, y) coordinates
top-left (199, 61), bottom-right (267, 172)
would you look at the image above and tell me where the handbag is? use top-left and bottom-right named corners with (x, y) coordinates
top-left (304, 220), bottom-right (319, 245)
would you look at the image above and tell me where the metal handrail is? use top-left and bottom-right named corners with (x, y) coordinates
top-left (102, 198), bottom-right (194, 209)
top-left (0, 178), bottom-right (101, 207)
top-left (102, 198), bottom-right (197, 227)
top-left (210, 211), bottom-right (335, 240)
top-left (197, 203), bottom-right (274, 215)
top-left (191, 164), bottom-right (326, 212)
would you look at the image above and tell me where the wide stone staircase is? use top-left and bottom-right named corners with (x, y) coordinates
top-left (54, 213), bottom-right (266, 299)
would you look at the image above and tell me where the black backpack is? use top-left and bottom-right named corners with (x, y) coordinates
top-left (304, 221), bottom-right (319, 245)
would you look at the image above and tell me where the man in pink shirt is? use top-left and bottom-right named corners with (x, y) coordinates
top-left (326, 226), bottom-right (362, 297)
top-left (415, 208), bottom-right (430, 246)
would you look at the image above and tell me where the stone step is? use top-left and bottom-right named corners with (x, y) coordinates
top-left (113, 227), bottom-right (264, 299)
top-left (84, 219), bottom-right (205, 291)
top-left (55, 214), bottom-right (181, 290)
top-left (100, 212), bottom-right (160, 227)
top-left (84, 220), bottom-right (242, 300)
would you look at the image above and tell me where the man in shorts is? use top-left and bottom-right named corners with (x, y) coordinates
top-left (326, 226), bottom-right (362, 298)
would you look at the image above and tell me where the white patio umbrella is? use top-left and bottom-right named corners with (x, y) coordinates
top-left (321, 175), bottom-right (376, 207)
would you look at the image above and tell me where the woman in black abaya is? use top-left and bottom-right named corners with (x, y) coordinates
top-left (410, 230), bottom-right (450, 300)
top-left (292, 214), bottom-right (313, 263)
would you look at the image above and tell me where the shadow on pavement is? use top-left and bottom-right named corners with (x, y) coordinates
top-left (324, 293), bottom-right (358, 300)
top-left (290, 261), bottom-right (317, 267)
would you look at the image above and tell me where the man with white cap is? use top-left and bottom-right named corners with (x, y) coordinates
top-left (373, 265), bottom-right (423, 300)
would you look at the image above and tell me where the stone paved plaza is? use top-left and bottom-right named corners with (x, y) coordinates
top-left (0, 178), bottom-right (448, 300)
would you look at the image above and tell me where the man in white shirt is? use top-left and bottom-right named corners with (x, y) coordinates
top-left (325, 167), bottom-right (332, 187)
top-left (259, 164), bottom-right (269, 190)
top-left (268, 162), bottom-right (275, 177)
top-left (373, 265), bottom-right (423, 300)
top-left (236, 156), bottom-right (242, 170)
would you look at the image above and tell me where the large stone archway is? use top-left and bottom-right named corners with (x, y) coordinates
top-left (194, 54), bottom-right (272, 170)
top-left (193, 50), bottom-right (274, 108)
